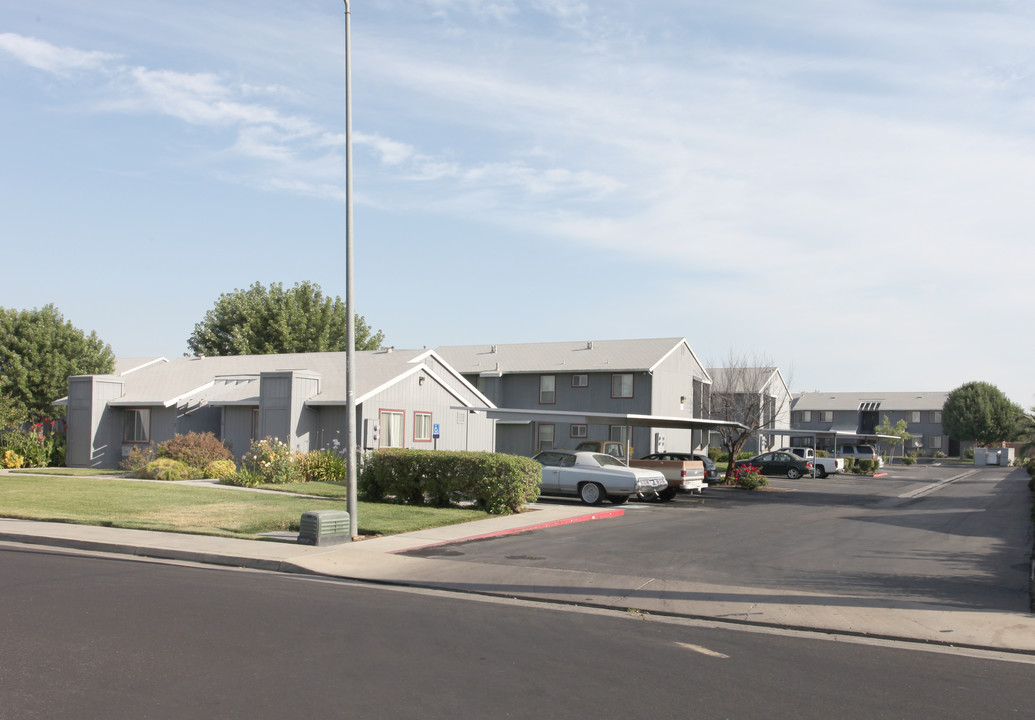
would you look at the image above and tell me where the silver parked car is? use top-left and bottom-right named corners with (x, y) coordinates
top-left (532, 450), bottom-right (668, 505)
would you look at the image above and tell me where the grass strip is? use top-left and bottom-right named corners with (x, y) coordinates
top-left (0, 475), bottom-right (492, 539)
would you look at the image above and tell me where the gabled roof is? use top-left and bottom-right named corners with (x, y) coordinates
top-left (792, 391), bottom-right (948, 412)
top-left (436, 338), bottom-right (711, 380)
top-left (79, 349), bottom-right (492, 410)
top-left (707, 367), bottom-right (789, 397)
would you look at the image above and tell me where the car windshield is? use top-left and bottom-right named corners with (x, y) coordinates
top-left (593, 453), bottom-right (625, 467)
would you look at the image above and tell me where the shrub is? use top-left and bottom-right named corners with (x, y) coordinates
top-left (241, 437), bottom-right (297, 484)
top-left (360, 449), bottom-right (540, 514)
top-left (157, 432), bottom-right (234, 470)
top-left (221, 469), bottom-right (264, 488)
top-left (707, 447), bottom-right (722, 462)
top-left (716, 453), bottom-right (729, 463)
top-left (1025, 457), bottom-right (1035, 476)
top-left (297, 447), bottom-right (348, 483)
top-left (0, 424), bottom-right (60, 468)
top-left (901, 453), bottom-right (917, 466)
top-left (203, 459), bottom-right (237, 479)
top-left (964, 447), bottom-right (975, 460)
top-left (933, 451), bottom-right (947, 459)
top-left (856, 459), bottom-right (879, 474)
top-left (140, 458), bottom-right (199, 481)
top-left (729, 464), bottom-right (768, 490)
top-left (4, 449), bottom-right (25, 468)
top-left (737, 452), bottom-right (754, 461)
top-left (842, 457), bottom-right (856, 473)
top-left (815, 449), bottom-right (830, 458)
top-left (121, 444), bottom-right (157, 474)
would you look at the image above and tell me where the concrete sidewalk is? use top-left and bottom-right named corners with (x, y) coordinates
top-left (2, 507), bottom-right (1035, 655)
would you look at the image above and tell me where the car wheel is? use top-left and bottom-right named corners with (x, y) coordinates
top-left (815, 466), bottom-right (828, 479)
top-left (579, 482), bottom-right (605, 505)
top-left (787, 468), bottom-right (801, 479)
top-left (657, 487), bottom-right (677, 502)
top-left (608, 494), bottom-right (629, 505)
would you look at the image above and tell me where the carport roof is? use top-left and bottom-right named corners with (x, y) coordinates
top-left (459, 406), bottom-right (746, 431)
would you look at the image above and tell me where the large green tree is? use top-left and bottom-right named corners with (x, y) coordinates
top-left (0, 304), bottom-right (115, 421)
top-left (941, 381), bottom-right (1021, 445)
top-left (188, 281), bottom-right (384, 356)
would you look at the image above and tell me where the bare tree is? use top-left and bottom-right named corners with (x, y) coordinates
top-left (709, 351), bottom-right (793, 483)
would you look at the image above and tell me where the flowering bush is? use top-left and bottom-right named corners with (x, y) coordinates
top-left (0, 419), bottom-right (64, 467)
top-left (241, 437), bottom-right (297, 484)
top-left (728, 464), bottom-right (768, 490)
top-left (4, 449), bottom-right (24, 468)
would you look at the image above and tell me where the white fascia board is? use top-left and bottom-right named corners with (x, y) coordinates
top-left (411, 349), bottom-right (496, 408)
top-left (163, 381), bottom-right (216, 408)
top-left (650, 338), bottom-right (712, 383)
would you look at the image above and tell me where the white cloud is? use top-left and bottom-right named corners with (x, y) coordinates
top-left (0, 32), bottom-right (117, 75)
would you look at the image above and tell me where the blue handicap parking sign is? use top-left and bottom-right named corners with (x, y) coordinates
top-left (432, 423), bottom-right (440, 439)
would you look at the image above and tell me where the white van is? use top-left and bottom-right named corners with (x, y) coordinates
top-left (838, 444), bottom-right (883, 467)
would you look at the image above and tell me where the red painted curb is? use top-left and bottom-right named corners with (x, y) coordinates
top-left (387, 508), bottom-right (625, 553)
top-left (872, 472), bottom-right (888, 477)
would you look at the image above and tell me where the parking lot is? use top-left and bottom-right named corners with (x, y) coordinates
top-left (407, 465), bottom-right (1033, 613)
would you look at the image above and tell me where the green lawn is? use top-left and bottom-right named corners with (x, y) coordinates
top-left (0, 475), bottom-right (493, 539)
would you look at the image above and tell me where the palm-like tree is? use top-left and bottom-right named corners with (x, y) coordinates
top-left (1016, 407), bottom-right (1035, 458)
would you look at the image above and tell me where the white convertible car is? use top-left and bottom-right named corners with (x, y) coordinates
top-left (531, 450), bottom-right (668, 505)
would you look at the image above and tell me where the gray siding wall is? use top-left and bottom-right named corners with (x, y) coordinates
top-left (258, 371), bottom-right (321, 453)
top-left (648, 344), bottom-right (708, 454)
top-left (66, 376), bottom-right (124, 468)
top-left (359, 371), bottom-right (494, 452)
top-left (223, 405), bottom-right (255, 460)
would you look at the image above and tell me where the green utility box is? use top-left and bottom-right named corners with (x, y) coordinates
top-left (298, 510), bottom-right (351, 546)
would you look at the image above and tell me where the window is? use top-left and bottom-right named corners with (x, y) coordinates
top-left (539, 375), bottom-right (556, 404)
top-left (570, 424), bottom-right (588, 438)
top-left (932, 411), bottom-right (942, 423)
top-left (538, 424), bottom-right (555, 450)
top-left (929, 436), bottom-right (943, 449)
top-left (379, 410), bottom-right (404, 448)
top-left (611, 373), bottom-right (633, 398)
top-left (821, 411), bottom-right (833, 423)
top-left (123, 408), bottom-right (150, 443)
top-left (911, 411), bottom-right (921, 423)
top-left (610, 425), bottom-right (630, 446)
top-left (800, 410), bottom-right (812, 422)
top-left (251, 407), bottom-right (260, 440)
top-left (414, 412), bottom-right (432, 442)
top-left (571, 374), bottom-right (588, 388)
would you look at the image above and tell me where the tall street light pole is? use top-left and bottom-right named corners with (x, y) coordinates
top-left (343, 0), bottom-right (358, 538)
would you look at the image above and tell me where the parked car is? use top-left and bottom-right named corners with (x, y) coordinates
top-left (734, 451), bottom-right (813, 479)
top-left (837, 444), bottom-right (883, 467)
top-left (532, 450), bottom-right (667, 505)
top-left (573, 440), bottom-right (627, 461)
top-left (639, 452), bottom-right (721, 484)
top-left (777, 447), bottom-right (845, 478)
top-left (631, 454), bottom-right (708, 500)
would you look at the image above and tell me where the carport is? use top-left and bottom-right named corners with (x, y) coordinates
top-left (458, 406), bottom-right (747, 459)
top-left (768, 428), bottom-right (901, 459)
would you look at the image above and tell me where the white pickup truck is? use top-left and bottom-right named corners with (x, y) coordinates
top-left (778, 447), bottom-right (844, 478)
top-left (628, 456), bottom-right (707, 500)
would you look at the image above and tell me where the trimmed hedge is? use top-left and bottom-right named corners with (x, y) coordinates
top-left (359, 449), bottom-right (541, 515)
top-left (140, 458), bottom-right (200, 481)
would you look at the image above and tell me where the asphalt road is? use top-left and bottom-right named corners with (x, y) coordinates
top-left (1, 546), bottom-right (1033, 720)
top-left (407, 465), bottom-right (1033, 613)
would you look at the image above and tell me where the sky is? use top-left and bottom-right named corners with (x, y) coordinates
top-left (1, 0), bottom-right (1033, 407)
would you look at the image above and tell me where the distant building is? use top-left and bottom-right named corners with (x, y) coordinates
top-left (60, 349), bottom-right (495, 469)
top-left (706, 366), bottom-right (793, 455)
top-left (790, 391), bottom-right (951, 456)
top-left (436, 338), bottom-right (713, 457)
